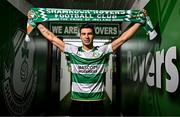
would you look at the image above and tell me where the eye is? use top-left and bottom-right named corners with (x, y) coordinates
top-left (81, 33), bottom-right (86, 35)
top-left (88, 33), bottom-right (93, 35)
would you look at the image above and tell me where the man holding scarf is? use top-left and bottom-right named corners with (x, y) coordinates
top-left (28, 10), bottom-right (146, 116)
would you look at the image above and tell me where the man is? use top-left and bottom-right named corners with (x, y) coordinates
top-left (27, 6), bottom-right (144, 114)
top-left (36, 22), bottom-right (141, 116)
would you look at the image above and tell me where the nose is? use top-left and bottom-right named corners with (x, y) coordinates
top-left (85, 34), bottom-right (89, 38)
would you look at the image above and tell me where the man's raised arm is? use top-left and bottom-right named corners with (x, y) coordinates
top-left (111, 23), bottom-right (141, 52)
top-left (37, 24), bottom-right (65, 52)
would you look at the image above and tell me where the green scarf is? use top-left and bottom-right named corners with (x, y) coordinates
top-left (26, 8), bottom-right (157, 41)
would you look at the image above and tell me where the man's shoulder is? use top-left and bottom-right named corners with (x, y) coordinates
top-left (96, 43), bottom-right (111, 49)
top-left (64, 43), bottom-right (79, 53)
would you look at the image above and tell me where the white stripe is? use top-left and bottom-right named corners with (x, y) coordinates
top-left (97, 44), bottom-right (113, 55)
top-left (64, 43), bottom-right (78, 54)
top-left (63, 39), bottom-right (110, 43)
top-left (72, 82), bottom-right (104, 93)
top-left (75, 44), bottom-right (112, 58)
top-left (77, 51), bottom-right (100, 58)
top-left (71, 64), bottom-right (106, 74)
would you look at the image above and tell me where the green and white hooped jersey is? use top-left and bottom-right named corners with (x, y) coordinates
top-left (64, 43), bottom-right (113, 101)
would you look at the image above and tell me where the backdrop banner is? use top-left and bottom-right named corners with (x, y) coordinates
top-left (26, 8), bottom-right (157, 41)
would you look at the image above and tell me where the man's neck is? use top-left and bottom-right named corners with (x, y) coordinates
top-left (82, 45), bottom-right (94, 51)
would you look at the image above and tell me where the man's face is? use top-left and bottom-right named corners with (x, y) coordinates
top-left (80, 28), bottom-right (94, 46)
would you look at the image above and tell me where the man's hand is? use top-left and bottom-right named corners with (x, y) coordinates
top-left (27, 11), bottom-right (33, 19)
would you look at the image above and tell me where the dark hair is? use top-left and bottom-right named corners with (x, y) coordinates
top-left (79, 23), bottom-right (95, 34)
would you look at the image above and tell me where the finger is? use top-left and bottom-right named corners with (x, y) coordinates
top-left (27, 11), bottom-right (32, 19)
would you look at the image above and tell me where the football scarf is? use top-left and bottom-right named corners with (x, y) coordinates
top-left (26, 8), bottom-right (157, 41)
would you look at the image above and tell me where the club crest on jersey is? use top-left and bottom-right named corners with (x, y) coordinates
top-left (93, 51), bottom-right (100, 58)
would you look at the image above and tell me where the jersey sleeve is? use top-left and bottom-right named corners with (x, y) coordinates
top-left (64, 43), bottom-right (78, 54)
top-left (97, 43), bottom-right (113, 55)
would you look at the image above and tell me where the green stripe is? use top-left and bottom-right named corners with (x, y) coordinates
top-left (71, 91), bottom-right (104, 100)
top-left (68, 53), bottom-right (110, 65)
top-left (72, 73), bottom-right (105, 83)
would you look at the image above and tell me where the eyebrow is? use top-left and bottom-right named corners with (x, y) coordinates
top-left (81, 32), bottom-right (93, 34)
